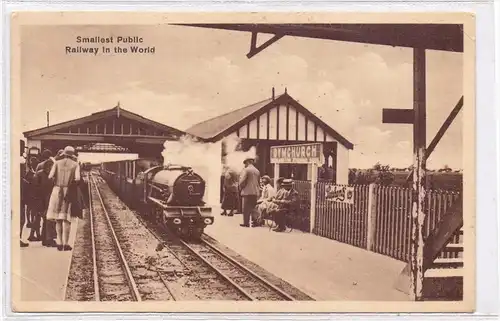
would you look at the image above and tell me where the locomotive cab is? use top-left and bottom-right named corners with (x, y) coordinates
top-left (143, 164), bottom-right (214, 240)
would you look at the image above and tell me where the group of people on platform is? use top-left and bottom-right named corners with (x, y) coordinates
top-left (221, 157), bottom-right (299, 232)
top-left (20, 146), bottom-right (88, 251)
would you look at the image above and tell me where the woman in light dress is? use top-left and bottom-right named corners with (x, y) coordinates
top-left (46, 146), bottom-right (80, 251)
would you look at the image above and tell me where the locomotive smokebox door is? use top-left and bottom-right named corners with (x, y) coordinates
top-left (144, 164), bottom-right (214, 240)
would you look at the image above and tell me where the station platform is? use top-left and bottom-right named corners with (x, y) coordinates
top-left (16, 218), bottom-right (80, 301)
top-left (16, 208), bottom-right (410, 302)
top-left (204, 207), bottom-right (410, 301)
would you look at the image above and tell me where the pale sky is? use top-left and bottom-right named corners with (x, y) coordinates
top-left (20, 24), bottom-right (463, 169)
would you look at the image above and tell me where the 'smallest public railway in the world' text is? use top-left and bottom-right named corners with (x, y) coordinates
top-left (76, 36), bottom-right (144, 44)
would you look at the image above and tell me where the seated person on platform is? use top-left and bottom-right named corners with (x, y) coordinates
top-left (267, 179), bottom-right (299, 232)
top-left (263, 177), bottom-right (284, 211)
top-left (255, 175), bottom-right (276, 221)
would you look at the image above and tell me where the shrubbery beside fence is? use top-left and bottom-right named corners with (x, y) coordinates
top-left (292, 180), bottom-right (462, 262)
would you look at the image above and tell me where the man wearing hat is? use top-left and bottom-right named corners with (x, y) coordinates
top-left (267, 178), bottom-right (299, 232)
top-left (238, 156), bottom-right (261, 227)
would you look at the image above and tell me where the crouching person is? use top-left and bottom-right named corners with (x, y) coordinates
top-left (268, 179), bottom-right (299, 232)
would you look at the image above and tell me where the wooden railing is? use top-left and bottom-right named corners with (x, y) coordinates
top-left (293, 181), bottom-right (462, 262)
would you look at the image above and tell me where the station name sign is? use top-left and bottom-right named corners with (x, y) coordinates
top-left (270, 143), bottom-right (324, 164)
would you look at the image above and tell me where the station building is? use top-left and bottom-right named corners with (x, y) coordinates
top-left (186, 89), bottom-right (354, 184)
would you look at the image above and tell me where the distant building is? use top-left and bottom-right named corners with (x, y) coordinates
top-left (186, 89), bottom-right (354, 184)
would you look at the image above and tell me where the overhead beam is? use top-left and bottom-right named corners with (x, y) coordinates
top-left (76, 149), bottom-right (132, 154)
top-left (247, 32), bottom-right (284, 58)
top-left (382, 108), bottom-right (414, 124)
top-left (33, 133), bottom-right (177, 144)
top-left (175, 23), bottom-right (464, 52)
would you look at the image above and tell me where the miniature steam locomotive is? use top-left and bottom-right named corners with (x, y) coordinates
top-left (100, 159), bottom-right (214, 240)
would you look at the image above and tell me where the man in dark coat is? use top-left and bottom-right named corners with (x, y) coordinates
top-left (20, 162), bottom-right (28, 247)
top-left (221, 165), bottom-right (239, 217)
top-left (268, 179), bottom-right (299, 232)
top-left (238, 157), bottom-right (261, 227)
top-left (35, 149), bottom-right (57, 247)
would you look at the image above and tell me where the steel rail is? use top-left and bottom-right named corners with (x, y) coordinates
top-left (89, 173), bottom-right (101, 301)
top-left (200, 237), bottom-right (296, 301)
top-left (132, 211), bottom-right (253, 300)
top-left (94, 173), bottom-right (177, 301)
top-left (178, 239), bottom-right (255, 300)
top-left (90, 174), bottom-right (142, 302)
top-left (155, 270), bottom-right (178, 301)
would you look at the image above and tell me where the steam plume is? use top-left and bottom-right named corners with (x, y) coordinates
top-left (162, 136), bottom-right (221, 206)
top-left (161, 134), bottom-right (258, 207)
top-left (222, 134), bottom-right (257, 174)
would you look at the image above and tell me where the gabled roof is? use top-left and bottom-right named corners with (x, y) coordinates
top-left (186, 96), bottom-right (275, 141)
top-left (186, 92), bottom-right (354, 149)
top-left (23, 105), bottom-right (197, 140)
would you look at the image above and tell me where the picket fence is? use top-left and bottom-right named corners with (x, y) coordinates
top-left (292, 180), bottom-right (462, 262)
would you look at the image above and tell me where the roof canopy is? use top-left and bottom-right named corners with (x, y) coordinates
top-left (175, 23), bottom-right (464, 53)
top-left (24, 105), bottom-right (197, 144)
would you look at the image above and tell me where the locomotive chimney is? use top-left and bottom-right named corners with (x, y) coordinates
top-left (272, 87), bottom-right (275, 100)
top-left (285, 87), bottom-right (288, 94)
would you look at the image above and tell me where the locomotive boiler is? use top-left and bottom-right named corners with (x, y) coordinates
top-left (139, 164), bottom-right (214, 240)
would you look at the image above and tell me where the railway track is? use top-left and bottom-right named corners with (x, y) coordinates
top-left (89, 174), bottom-right (142, 301)
top-left (89, 174), bottom-right (176, 301)
top-left (182, 239), bottom-right (296, 301)
top-left (135, 213), bottom-right (296, 301)
top-left (88, 171), bottom-right (296, 301)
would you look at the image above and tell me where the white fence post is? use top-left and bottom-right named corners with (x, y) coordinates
top-left (310, 163), bottom-right (318, 234)
top-left (366, 183), bottom-right (378, 251)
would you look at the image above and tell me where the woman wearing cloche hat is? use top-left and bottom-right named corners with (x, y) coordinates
top-left (45, 146), bottom-right (80, 251)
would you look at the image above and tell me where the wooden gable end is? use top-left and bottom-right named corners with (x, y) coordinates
top-left (24, 106), bottom-right (195, 142)
top-left (233, 102), bottom-right (340, 143)
top-left (54, 115), bottom-right (174, 137)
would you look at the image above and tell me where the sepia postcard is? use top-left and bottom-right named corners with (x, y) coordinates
top-left (10, 11), bottom-right (476, 313)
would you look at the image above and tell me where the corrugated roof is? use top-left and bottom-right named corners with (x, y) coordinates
top-left (186, 95), bottom-right (279, 139)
